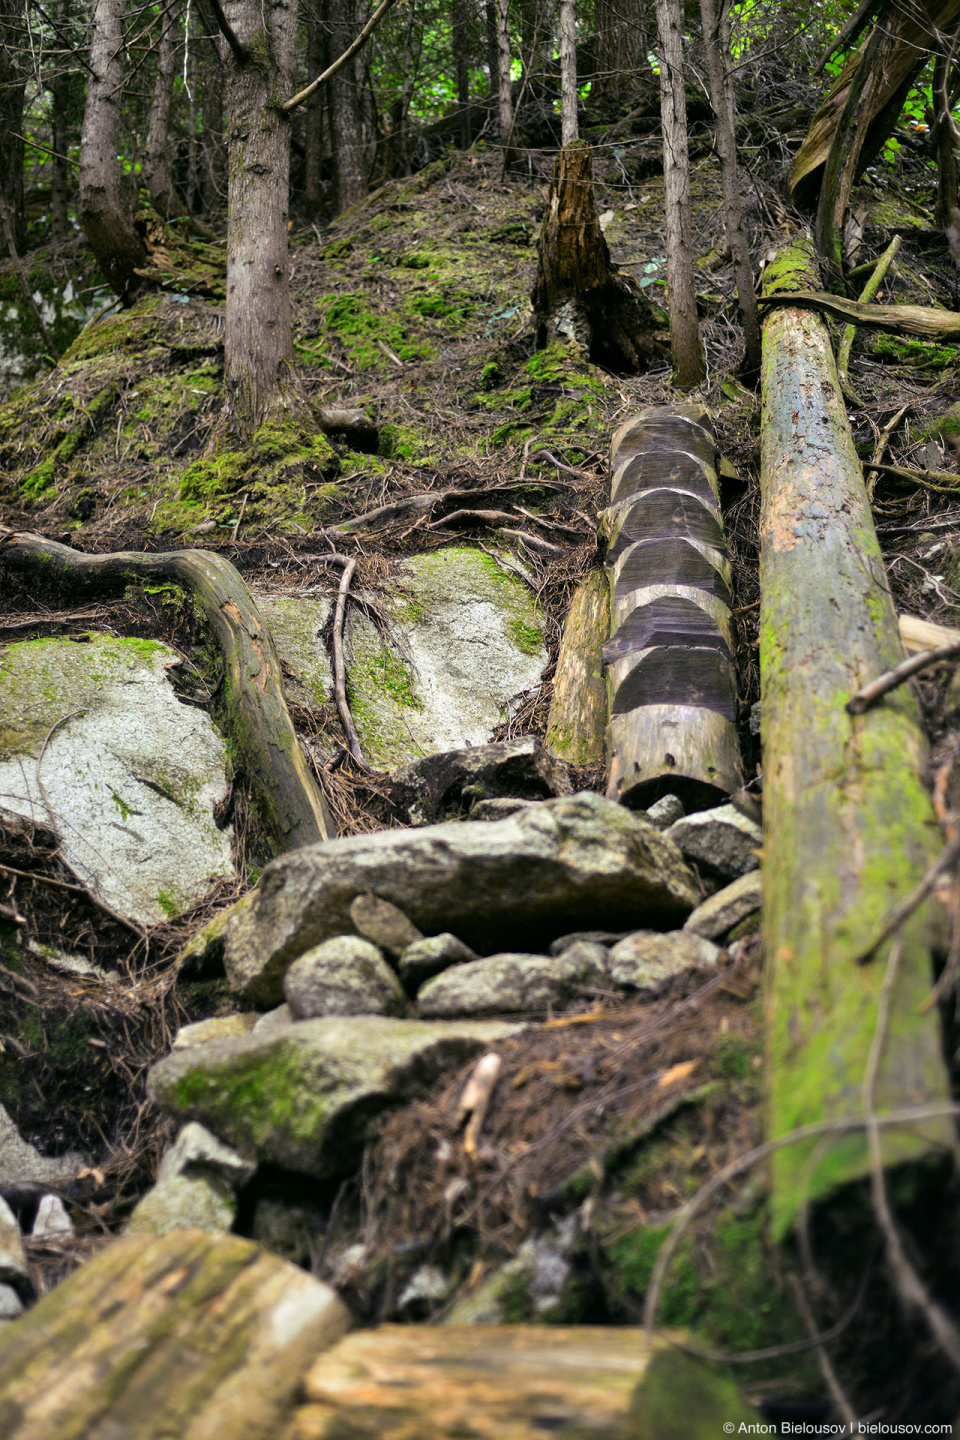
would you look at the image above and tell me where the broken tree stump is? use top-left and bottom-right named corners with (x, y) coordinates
top-left (601, 406), bottom-right (742, 810)
top-left (1, 533), bottom-right (335, 852)
top-left (759, 238), bottom-right (952, 1237)
top-left (0, 1229), bottom-right (350, 1439)
top-left (531, 141), bottom-right (659, 373)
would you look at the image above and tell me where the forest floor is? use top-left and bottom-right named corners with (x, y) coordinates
top-left (3, 101), bottom-right (960, 1419)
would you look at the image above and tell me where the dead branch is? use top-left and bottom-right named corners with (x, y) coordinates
top-left (331, 558), bottom-right (369, 770)
top-left (846, 639), bottom-right (960, 714)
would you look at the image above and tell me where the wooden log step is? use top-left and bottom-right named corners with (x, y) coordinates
top-left (607, 645), bottom-right (737, 719)
top-left (603, 406), bottom-right (741, 809)
top-left (603, 488), bottom-right (725, 560)
top-left (0, 1229), bottom-right (351, 1440)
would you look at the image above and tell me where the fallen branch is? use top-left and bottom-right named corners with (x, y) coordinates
top-left (851, 829), bottom-right (960, 965)
top-left (837, 235), bottom-right (901, 389)
top-left (846, 637), bottom-right (960, 714)
top-left (757, 289), bottom-right (960, 342)
top-left (863, 460), bottom-right (960, 496)
top-left (498, 527), bottom-right (565, 555)
top-left (426, 508), bottom-right (516, 530)
top-left (330, 558), bottom-right (369, 771)
top-left (1, 534), bottom-right (334, 852)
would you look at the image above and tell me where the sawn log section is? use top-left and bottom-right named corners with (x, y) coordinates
top-left (601, 406), bottom-right (741, 809)
top-left (759, 240), bottom-right (951, 1236)
top-left (1, 533), bottom-right (334, 853)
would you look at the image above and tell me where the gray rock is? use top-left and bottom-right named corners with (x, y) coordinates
top-left (254, 1004), bottom-right (293, 1033)
top-left (226, 791), bottom-right (699, 1006)
top-left (645, 794), bottom-right (685, 830)
top-left (0, 1195), bottom-right (31, 1299)
top-left (177, 894), bottom-right (253, 980)
top-left (349, 893), bottom-right (423, 956)
top-left (607, 931), bottom-right (721, 993)
top-left (147, 1015), bottom-right (521, 1178)
top-left (446, 1217), bottom-right (578, 1324)
top-left (418, 943), bottom-right (608, 1018)
top-left (469, 797), bottom-right (541, 821)
top-left (683, 871), bottom-right (763, 940)
top-left (284, 937), bottom-right (407, 1019)
top-left (127, 1122), bottom-right (255, 1237)
top-left (32, 1194), bottom-right (73, 1239)
top-left (173, 1014), bottom-right (260, 1050)
top-left (665, 803), bottom-right (761, 881)
top-left (389, 737), bottom-right (572, 825)
top-left (396, 1265), bottom-right (451, 1317)
top-left (549, 930), bottom-right (625, 956)
top-left (0, 1103), bottom-right (85, 1190)
top-left (0, 633), bottom-right (235, 926)
top-left (254, 593), bottom-right (332, 710)
top-left (0, 1283), bottom-right (24, 1321)
top-left (398, 932), bottom-right (477, 987)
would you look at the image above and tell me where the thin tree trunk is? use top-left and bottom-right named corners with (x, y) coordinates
top-left (304, 10), bottom-right (325, 216)
top-left (221, 0), bottom-right (303, 435)
top-left (452, 0), bottom-right (471, 148)
top-left (655, 0), bottom-right (704, 389)
top-left (49, 0), bottom-right (71, 243)
top-left (496, 0), bottom-right (515, 165)
top-left (328, 0), bottom-right (367, 211)
top-left (485, 0), bottom-right (498, 94)
top-left (559, 0), bottom-right (577, 145)
top-left (397, 0), bottom-right (416, 174)
top-left (0, 0), bottom-right (26, 256)
top-left (79, 0), bottom-right (149, 301)
top-left (699, 0), bottom-right (760, 371)
top-left (200, 34), bottom-right (226, 213)
top-left (759, 237), bottom-right (952, 1237)
top-left (144, 0), bottom-right (192, 221)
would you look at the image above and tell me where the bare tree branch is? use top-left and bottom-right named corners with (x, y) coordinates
top-left (282, 0), bottom-right (400, 113)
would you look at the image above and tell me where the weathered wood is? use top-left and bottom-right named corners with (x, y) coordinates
top-left (1, 533), bottom-right (335, 852)
top-left (0, 1229), bottom-right (350, 1440)
top-left (286, 1325), bottom-right (759, 1439)
top-left (759, 238), bottom-right (952, 1238)
top-left (601, 407), bottom-right (741, 810)
top-left (531, 140), bottom-right (657, 374)
top-left (757, 289), bottom-right (960, 342)
top-left (545, 569), bottom-right (609, 765)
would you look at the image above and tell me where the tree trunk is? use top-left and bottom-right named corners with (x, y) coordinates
top-left (143, 0), bottom-right (192, 222)
top-left (328, 0), bottom-right (367, 211)
top-left (304, 10), bottom-right (326, 216)
top-left (49, 0), bottom-right (71, 243)
top-left (789, 0), bottom-right (960, 210)
top-left (602, 406), bottom-right (741, 809)
top-left (559, 0), bottom-right (578, 145)
top-left (546, 569), bottom-right (609, 765)
top-left (0, 1230), bottom-right (349, 1440)
top-left (200, 32), bottom-right (226, 214)
top-left (655, 0), bottom-right (704, 389)
top-left (2, 532), bottom-right (335, 853)
top-left (698, 0), bottom-right (760, 371)
top-left (0, 0), bottom-right (26, 257)
top-left (531, 140), bottom-right (658, 373)
top-left (759, 238), bottom-right (952, 1238)
top-left (592, 0), bottom-right (648, 108)
top-left (221, 0), bottom-right (302, 436)
top-left (452, 0), bottom-right (471, 148)
top-left (496, 0), bottom-right (515, 165)
top-left (79, 0), bottom-right (149, 302)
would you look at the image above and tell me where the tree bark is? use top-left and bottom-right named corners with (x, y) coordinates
top-left (559, 0), bottom-right (578, 145)
top-left (452, 0), bottom-right (471, 148)
top-left (698, 0), bottom-right (760, 371)
top-left (220, 0), bottom-right (302, 436)
top-left (602, 406), bottom-right (741, 809)
top-left (531, 140), bottom-right (658, 373)
top-left (49, 0), bottom-right (72, 243)
top-left (496, 0), bottom-right (515, 166)
top-left (789, 0), bottom-right (960, 210)
top-left (0, 0), bottom-right (26, 257)
top-left (144, 0), bottom-right (192, 222)
top-left (759, 238), bottom-right (952, 1238)
top-left (200, 31), bottom-right (227, 214)
top-left (0, 1230), bottom-right (350, 1440)
top-left (79, 0), bottom-right (149, 301)
top-left (328, 0), bottom-right (367, 211)
top-left (304, 10), bottom-right (326, 216)
top-left (2, 533), bottom-right (335, 853)
top-left (655, 0), bottom-right (705, 389)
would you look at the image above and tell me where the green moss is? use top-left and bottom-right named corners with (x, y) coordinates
top-left (315, 293), bottom-right (434, 371)
top-left (377, 423), bottom-right (432, 462)
top-left (871, 333), bottom-right (956, 369)
top-left (156, 888), bottom-right (181, 920)
top-left (630, 1349), bottom-right (762, 1438)
top-left (507, 616), bottom-right (545, 655)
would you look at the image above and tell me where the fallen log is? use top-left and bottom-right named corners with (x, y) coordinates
top-left (600, 406), bottom-right (742, 810)
top-left (759, 238), bottom-right (951, 1237)
top-left (757, 289), bottom-right (960, 342)
top-left (0, 1229), bottom-right (350, 1440)
top-left (545, 569), bottom-right (609, 765)
top-left (0, 533), bottom-right (335, 853)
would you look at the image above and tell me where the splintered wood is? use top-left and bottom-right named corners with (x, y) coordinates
top-left (601, 406), bottom-right (742, 809)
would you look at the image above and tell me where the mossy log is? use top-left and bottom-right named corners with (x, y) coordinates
top-left (601, 407), bottom-right (741, 810)
top-left (0, 1229), bottom-right (350, 1439)
top-left (1, 532), bottom-right (334, 852)
top-left (545, 569), bottom-right (609, 764)
top-left (287, 1324), bottom-right (761, 1439)
top-left (531, 140), bottom-right (657, 374)
top-left (759, 239), bottom-right (952, 1238)
top-left (788, 0), bottom-right (960, 208)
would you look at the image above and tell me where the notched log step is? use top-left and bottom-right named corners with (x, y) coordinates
top-left (602, 488), bottom-right (725, 562)
top-left (611, 450), bottom-right (719, 507)
top-left (613, 537), bottom-right (733, 607)
top-left (603, 595), bottom-right (732, 662)
top-left (608, 644), bottom-right (737, 719)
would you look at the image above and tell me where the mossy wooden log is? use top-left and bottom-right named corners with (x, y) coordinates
top-left (0, 1229), bottom-right (350, 1440)
top-left (759, 238), bottom-right (952, 1238)
top-left (545, 568), bottom-right (609, 764)
top-left (1, 532), bottom-right (334, 852)
top-left (601, 406), bottom-right (741, 810)
top-left (286, 1324), bottom-right (761, 1439)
